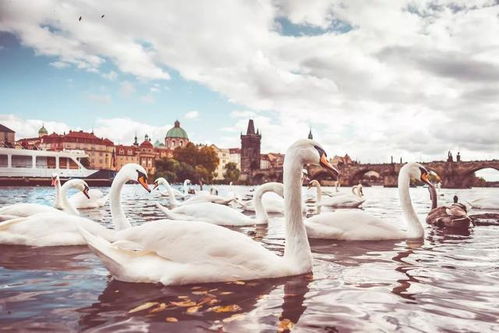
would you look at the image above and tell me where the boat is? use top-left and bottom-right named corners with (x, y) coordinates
top-left (0, 148), bottom-right (115, 186)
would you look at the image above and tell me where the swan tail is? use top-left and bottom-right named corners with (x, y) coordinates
top-left (155, 202), bottom-right (186, 220)
top-left (0, 217), bottom-right (25, 230)
top-left (0, 214), bottom-right (20, 222)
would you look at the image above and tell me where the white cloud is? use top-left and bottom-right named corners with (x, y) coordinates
top-left (2, 1), bottom-right (499, 161)
top-left (0, 114), bottom-right (72, 139)
top-left (120, 81), bottom-right (135, 96)
top-left (86, 93), bottom-right (112, 104)
top-left (140, 94), bottom-right (155, 104)
top-left (102, 70), bottom-right (118, 80)
top-left (184, 111), bottom-right (199, 119)
top-left (50, 61), bottom-right (70, 69)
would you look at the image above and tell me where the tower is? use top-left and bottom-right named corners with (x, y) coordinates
top-left (308, 129), bottom-right (313, 140)
top-left (240, 119), bottom-right (261, 174)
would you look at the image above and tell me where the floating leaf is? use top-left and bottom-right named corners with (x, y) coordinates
top-left (191, 286), bottom-right (202, 290)
top-left (220, 291), bottom-right (233, 295)
top-left (165, 317), bottom-right (178, 323)
top-left (149, 303), bottom-right (167, 313)
top-left (171, 300), bottom-right (197, 307)
top-left (209, 288), bottom-right (218, 292)
top-left (128, 302), bottom-right (159, 313)
top-left (223, 314), bottom-right (245, 323)
top-left (208, 304), bottom-right (242, 313)
top-left (192, 290), bottom-right (208, 295)
top-left (233, 281), bottom-right (245, 285)
top-left (278, 319), bottom-right (295, 332)
top-left (198, 295), bottom-right (218, 306)
top-left (178, 295), bottom-right (189, 299)
top-left (186, 306), bottom-right (200, 313)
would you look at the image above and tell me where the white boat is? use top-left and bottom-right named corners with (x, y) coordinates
top-left (0, 148), bottom-right (99, 179)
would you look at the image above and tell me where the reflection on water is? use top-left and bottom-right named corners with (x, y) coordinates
top-left (1, 185), bottom-right (499, 331)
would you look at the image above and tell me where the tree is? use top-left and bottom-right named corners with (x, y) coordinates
top-left (173, 143), bottom-right (219, 182)
top-left (223, 162), bottom-right (240, 183)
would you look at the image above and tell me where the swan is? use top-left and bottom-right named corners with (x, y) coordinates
top-left (52, 173), bottom-right (108, 209)
top-left (0, 164), bottom-right (150, 246)
top-left (0, 178), bottom-right (90, 221)
top-left (308, 180), bottom-right (365, 209)
top-left (154, 177), bottom-right (185, 199)
top-left (300, 162), bottom-right (435, 240)
top-left (154, 182), bottom-right (282, 226)
top-left (239, 192), bottom-right (285, 214)
top-left (467, 197), bottom-right (499, 210)
top-left (76, 139), bottom-right (340, 285)
top-left (153, 178), bottom-right (234, 206)
top-left (426, 188), bottom-right (473, 229)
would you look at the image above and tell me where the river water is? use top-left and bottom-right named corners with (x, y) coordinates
top-left (0, 185), bottom-right (498, 332)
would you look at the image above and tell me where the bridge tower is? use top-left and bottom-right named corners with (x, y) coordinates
top-left (240, 119), bottom-right (261, 174)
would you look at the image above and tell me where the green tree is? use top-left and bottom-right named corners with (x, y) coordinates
top-left (223, 162), bottom-right (240, 183)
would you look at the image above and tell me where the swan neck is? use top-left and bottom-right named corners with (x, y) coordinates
top-left (54, 178), bottom-right (62, 208)
top-left (60, 181), bottom-right (79, 216)
top-left (314, 182), bottom-right (322, 213)
top-left (165, 181), bottom-right (178, 207)
top-left (253, 184), bottom-right (271, 223)
top-left (283, 152), bottom-right (312, 271)
top-left (429, 186), bottom-right (437, 210)
top-left (398, 169), bottom-right (424, 239)
top-left (110, 172), bottom-right (131, 230)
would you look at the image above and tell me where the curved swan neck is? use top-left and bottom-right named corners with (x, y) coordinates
top-left (110, 172), bottom-right (132, 230)
top-left (164, 180), bottom-right (178, 207)
top-left (398, 168), bottom-right (424, 239)
top-left (183, 180), bottom-right (189, 195)
top-left (60, 180), bottom-right (80, 216)
top-left (253, 183), bottom-right (282, 223)
top-left (54, 176), bottom-right (62, 208)
top-left (312, 182), bottom-right (322, 214)
top-left (283, 151), bottom-right (312, 271)
top-left (429, 186), bottom-right (437, 210)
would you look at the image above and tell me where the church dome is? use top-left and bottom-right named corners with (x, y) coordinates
top-left (38, 124), bottom-right (48, 137)
top-left (166, 120), bottom-right (188, 139)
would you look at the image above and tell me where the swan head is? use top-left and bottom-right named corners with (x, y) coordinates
top-left (71, 179), bottom-right (91, 199)
top-left (51, 173), bottom-right (60, 186)
top-left (184, 179), bottom-right (191, 185)
top-left (153, 177), bottom-right (168, 190)
top-left (403, 162), bottom-right (437, 188)
top-left (118, 163), bottom-right (151, 192)
top-left (288, 139), bottom-right (340, 178)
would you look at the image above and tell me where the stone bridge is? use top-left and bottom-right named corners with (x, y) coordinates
top-left (246, 160), bottom-right (499, 188)
top-left (309, 160), bottom-right (499, 188)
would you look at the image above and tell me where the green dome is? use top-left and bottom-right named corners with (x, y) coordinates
top-left (38, 124), bottom-right (48, 136)
top-left (166, 120), bottom-right (188, 139)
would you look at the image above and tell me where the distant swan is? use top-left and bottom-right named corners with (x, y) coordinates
top-left (76, 139), bottom-right (340, 285)
top-left (0, 178), bottom-right (90, 220)
top-left (308, 180), bottom-right (365, 209)
top-left (52, 174), bottom-right (109, 209)
top-left (467, 197), bottom-right (499, 210)
top-left (0, 164), bottom-right (150, 246)
top-left (301, 163), bottom-right (435, 240)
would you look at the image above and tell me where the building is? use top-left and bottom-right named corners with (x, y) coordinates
top-left (39, 129), bottom-right (115, 170)
top-left (137, 134), bottom-right (156, 175)
top-left (114, 144), bottom-right (139, 171)
top-left (38, 124), bottom-right (48, 137)
top-left (260, 152), bottom-right (284, 170)
top-left (308, 129), bottom-right (313, 140)
top-left (240, 119), bottom-right (261, 174)
top-left (332, 154), bottom-right (356, 167)
top-left (165, 120), bottom-right (189, 149)
top-left (212, 146), bottom-right (241, 180)
top-left (0, 124), bottom-right (15, 147)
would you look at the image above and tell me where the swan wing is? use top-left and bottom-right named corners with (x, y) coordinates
top-left (171, 202), bottom-right (253, 226)
top-left (0, 203), bottom-right (60, 218)
top-left (80, 220), bottom-right (285, 285)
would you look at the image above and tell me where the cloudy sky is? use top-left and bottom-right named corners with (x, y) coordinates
top-left (1, 0), bottom-right (499, 169)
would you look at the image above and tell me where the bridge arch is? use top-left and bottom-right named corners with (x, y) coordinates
top-left (460, 165), bottom-right (499, 188)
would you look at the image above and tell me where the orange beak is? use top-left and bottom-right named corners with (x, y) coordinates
top-left (138, 176), bottom-right (151, 192)
top-left (421, 173), bottom-right (434, 188)
top-left (319, 154), bottom-right (340, 179)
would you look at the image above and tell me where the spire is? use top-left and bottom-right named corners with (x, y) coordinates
top-left (174, 120), bottom-right (180, 127)
top-left (308, 128), bottom-right (313, 140)
top-left (246, 119), bottom-right (255, 135)
top-left (133, 132), bottom-right (138, 146)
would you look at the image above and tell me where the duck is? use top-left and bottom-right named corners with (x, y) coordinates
top-left (0, 164), bottom-right (150, 246)
top-left (426, 189), bottom-right (473, 229)
top-left (76, 139), bottom-right (340, 285)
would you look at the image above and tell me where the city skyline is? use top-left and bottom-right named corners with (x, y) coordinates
top-left (1, 1), bottom-right (499, 167)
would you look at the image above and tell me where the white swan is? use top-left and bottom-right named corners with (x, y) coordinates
top-left (155, 182), bottom-right (282, 226)
top-left (0, 164), bottom-right (150, 246)
top-left (467, 197), bottom-right (499, 210)
top-left (0, 178), bottom-right (90, 220)
top-left (303, 163), bottom-right (434, 240)
top-left (153, 178), bottom-right (234, 206)
top-left (308, 180), bottom-right (365, 208)
top-left (154, 177), bottom-right (185, 199)
top-left (76, 139), bottom-right (340, 285)
top-left (52, 173), bottom-right (108, 209)
top-left (239, 192), bottom-right (284, 214)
